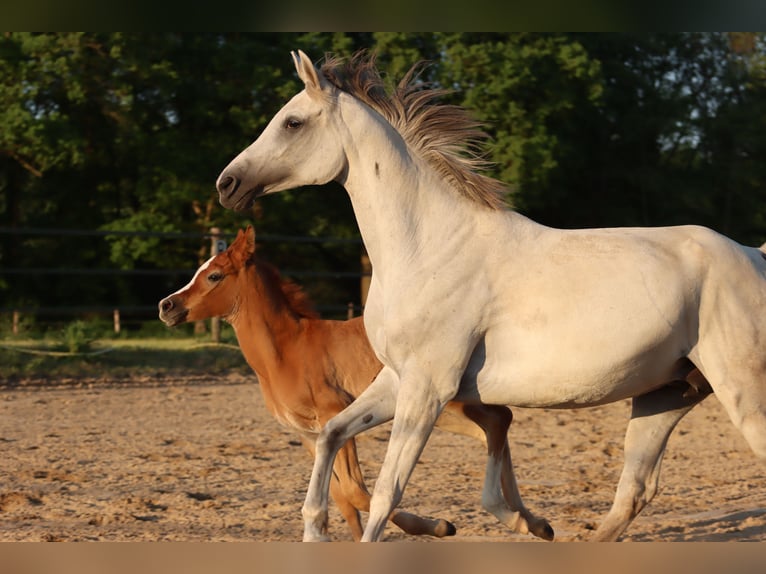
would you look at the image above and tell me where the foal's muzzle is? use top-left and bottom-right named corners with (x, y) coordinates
top-left (158, 296), bottom-right (188, 327)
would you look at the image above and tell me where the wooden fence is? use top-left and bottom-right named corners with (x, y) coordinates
top-left (0, 227), bottom-right (371, 341)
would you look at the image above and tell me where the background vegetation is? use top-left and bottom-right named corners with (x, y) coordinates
top-left (2, 32), bottom-right (766, 338)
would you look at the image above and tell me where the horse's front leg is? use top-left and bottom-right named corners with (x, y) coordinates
top-left (302, 366), bottom-right (398, 542)
top-left (593, 376), bottom-right (711, 541)
top-left (300, 435), bottom-right (365, 541)
top-left (362, 367), bottom-right (458, 542)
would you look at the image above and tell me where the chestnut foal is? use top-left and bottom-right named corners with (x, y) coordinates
top-left (159, 226), bottom-right (551, 541)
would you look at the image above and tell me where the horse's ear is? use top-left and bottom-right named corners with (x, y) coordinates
top-left (291, 50), bottom-right (328, 99)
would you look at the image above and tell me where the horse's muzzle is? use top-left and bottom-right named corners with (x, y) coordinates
top-left (218, 181), bottom-right (263, 212)
top-left (217, 173), bottom-right (241, 205)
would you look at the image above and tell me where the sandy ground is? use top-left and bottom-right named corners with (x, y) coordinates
top-left (1, 373), bottom-right (765, 542)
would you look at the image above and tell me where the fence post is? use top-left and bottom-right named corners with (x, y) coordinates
top-left (12, 310), bottom-right (19, 335)
top-left (209, 228), bottom-right (227, 343)
top-left (113, 309), bottom-right (121, 334)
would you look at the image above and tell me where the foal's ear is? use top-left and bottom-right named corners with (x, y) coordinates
top-left (243, 225), bottom-right (256, 256)
top-left (230, 226), bottom-right (256, 268)
top-left (291, 50), bottom-right (328, 99)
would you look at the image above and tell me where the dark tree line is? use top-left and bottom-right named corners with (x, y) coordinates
top-left (2, 33), bottom-right (765, 318)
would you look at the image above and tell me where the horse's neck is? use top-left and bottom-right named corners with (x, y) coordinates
top-left (342, 132), bottom-right (484, 273)
top-left (229, 272), bottom-right (303, 382)
top-left (338, 100), bottom-right (540, 278)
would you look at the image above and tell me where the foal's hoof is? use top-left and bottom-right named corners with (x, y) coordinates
top-left (435, 519), bottom-right (457, 538)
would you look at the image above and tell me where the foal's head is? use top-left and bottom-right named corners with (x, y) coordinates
top-left (158, 227), bottom-right (256, 327)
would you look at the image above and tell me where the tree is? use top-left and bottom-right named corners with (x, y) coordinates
top-left (3, 33), bottom-right (766, 322)
top-left (0, 33), bottom-right (378, 315)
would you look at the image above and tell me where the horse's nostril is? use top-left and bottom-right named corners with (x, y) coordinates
top-left (160, 299), bottom-right (173, 313)
top-left (217, 174), bottom-right (240, 198)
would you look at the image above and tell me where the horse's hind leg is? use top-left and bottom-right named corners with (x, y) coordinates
top-left (592, 376), bottom-right (711, 541)
top-left (441, 403), bottom-right (554, 541)
top-left (498, 434), bottom-right (555, 540)
top-left (693, 285), bottom-right (766, 461)
top-left (702, 363), bottom-right (766, 461)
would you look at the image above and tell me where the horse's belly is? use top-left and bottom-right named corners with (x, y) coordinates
top-left (456, 329), bottom-right (687, 409)
top-left (459, 363), bottom-right (667, 408)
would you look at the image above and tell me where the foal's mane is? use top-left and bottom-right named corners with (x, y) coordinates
top-left (319, 51), bottom-right (509, 210)
top-left (250, 254), bottom-right (319, 320)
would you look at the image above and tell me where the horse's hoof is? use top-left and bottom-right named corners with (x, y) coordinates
top-left (536, 520), bottom-right (555, 542)
top-left (303, 533), bottom-right (331, 542)
top-left (303, 525), bottom-right (331, 542)
top-left (435, 519), bottom-right (457, 537)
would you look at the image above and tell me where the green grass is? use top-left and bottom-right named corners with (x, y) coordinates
top-left (0, 336), bottom-right (250, 381)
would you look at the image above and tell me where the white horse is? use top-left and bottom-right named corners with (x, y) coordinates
top-left (216, 50), bottom-right (766, 542)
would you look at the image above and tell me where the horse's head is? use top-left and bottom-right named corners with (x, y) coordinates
top-left (216, 50), bottom-right (348, 212)
top-left (159, 227), bottom-right (256, 326)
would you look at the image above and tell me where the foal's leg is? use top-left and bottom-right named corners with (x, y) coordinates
top-left (301, 436), bottom-right (365, 541)
top-left (439, 403), bottom-right (554, 541)
top-left (306, 382), bottom-right (456, 541)
top-left (593, 378), bottom-right (710, 541)
top-left (303, 366), bottom-right (399, 542)
top-left (329, 460), bottom-right (364, 540)
top-left (323, 435), bottom-right (455, 539)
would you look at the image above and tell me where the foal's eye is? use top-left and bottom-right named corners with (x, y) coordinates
top-left (207, 271), bottom-right (224, 283)
top-left (284, 117), bottom-right (303, 130)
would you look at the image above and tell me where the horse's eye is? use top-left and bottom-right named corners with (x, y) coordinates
top-left (284, 117), bottom-right (303, 130)
top-left (208, 272), bottom-right (224, 283)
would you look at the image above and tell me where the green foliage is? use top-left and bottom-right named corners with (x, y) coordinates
top-left (61, 319), bottom-right (95, 353)
top-left (101, 212), bottom-right (178, 270)
top-left (434, 33), bottom-right (605, 206)
top-left (3, 32), bottom-right (766, 321)
top-left (0, 310), bottom-right (36, 337)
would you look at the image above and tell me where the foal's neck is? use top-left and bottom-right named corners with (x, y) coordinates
top-left (228, 265), bottom-right (307, 382)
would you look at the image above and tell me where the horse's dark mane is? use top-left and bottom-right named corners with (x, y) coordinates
top-left (251, 255), bottom-right (319, 320)
top-left (319, 51), bottom-right (509, 211)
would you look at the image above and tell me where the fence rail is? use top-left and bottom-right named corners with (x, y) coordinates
top-left (0, 226), bottom-right (363, 244)
top-left (1, 227), bottom-right (370, 338)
